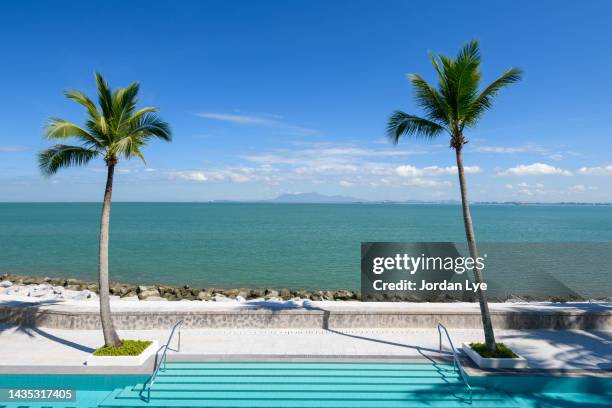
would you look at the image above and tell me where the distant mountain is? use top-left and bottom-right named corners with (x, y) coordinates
top-left (265, 192), bottom-right (364, 203)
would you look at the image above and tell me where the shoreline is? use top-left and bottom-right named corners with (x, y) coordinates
top-left (1, 273), bottom-right (609, 304)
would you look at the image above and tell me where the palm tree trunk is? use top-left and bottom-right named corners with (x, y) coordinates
top-left (99, 161), bottom-right (121, 347)
top-left (455, 146), bottom-right (496, 351)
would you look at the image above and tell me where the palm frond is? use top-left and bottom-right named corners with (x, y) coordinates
top-left (457, 40), bottom-right (480, 63)
top-left (128, 113), bottom-right (172, 142)
top-left (38, 145), bottom-right (99, 176)
top-left (453, 41), bottom-right (482, 125)
top-left (45, 118), bottom-right (104, 148)
top-left (65, 90), bottom-right (100, 120)
top-left (110, 136), bottom-right (147, 163)
top-left (112, 82), bottom-right (140, 129)
top-left (95, 72), bottom-right (113, 120)
top-left (466, 67), bottom-right (523, 126)
top-left (40, 72), bottom-right (172, 174)
top-left (409, 74), bottom-right (449, 124)
top-left (386, 111), bottom-right (446, 144)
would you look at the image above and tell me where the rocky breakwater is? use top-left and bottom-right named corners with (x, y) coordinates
top-left (0, 274), bottom-right (360, 302)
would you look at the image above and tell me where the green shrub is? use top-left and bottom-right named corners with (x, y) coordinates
top-left (469, 342), bottom-right (518, 358)
top-left (93, 340), bottom-right (152, 356)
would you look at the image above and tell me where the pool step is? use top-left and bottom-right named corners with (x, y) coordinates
top-left (98, 362), bottom-right (519, 407)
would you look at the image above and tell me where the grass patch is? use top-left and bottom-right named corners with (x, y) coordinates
top-left (469, 342), bottom-right (518, 358)
top-left (93, 340), bottom-right (152, 356)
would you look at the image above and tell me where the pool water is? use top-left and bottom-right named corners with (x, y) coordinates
top-left (0, 363), bottom-right (610, 407)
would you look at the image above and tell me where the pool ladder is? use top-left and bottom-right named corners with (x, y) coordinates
top-left (139, 319), bottom-right (184, 402)
top-left (437, 323), bottom-right (473, 403)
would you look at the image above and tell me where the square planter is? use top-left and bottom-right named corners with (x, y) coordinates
top-left (462, 342), bottom-right (528, 369)
top-left (86, 340), bottom-right (159, 366)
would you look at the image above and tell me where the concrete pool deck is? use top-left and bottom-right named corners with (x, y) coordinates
top-left (1, 297), bottom-right (610, 377)
top-left (0, 325), bottom-right (610, 375)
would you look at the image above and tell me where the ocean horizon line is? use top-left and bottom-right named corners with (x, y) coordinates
top-left (1, 200), bottom-right (611, 205)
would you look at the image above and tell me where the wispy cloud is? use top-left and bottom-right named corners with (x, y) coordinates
top-left (196, 112), bottom-right (321, 136)
top-left (577, 165), bottom-right (612, 176)
top-left (505, 182), bottom-right (546, 196)
top-left (0, 145), bottom-right (28, 153)
top-left (470, 146), bottom-right (527, 154)
top-left (396, 165), bottom-right (481, 177)
top-left (497, 163), bottom-right (573, 176)
top-left (170, 166), bottom-right (277, 184)
top-left (164, 142), bottom-right (463, 190)
top-left (569, 184), bottom-right (598, 192)
top-left (469, 143), bottom-right (577, 161)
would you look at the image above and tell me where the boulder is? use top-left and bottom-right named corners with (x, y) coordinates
top-left (143, 296), bottom-right (168, 301)
top-left (323, 290), bottom-right (335, 300)
top-left (6, 285), bottom-right (29, 296)
top-left (61, 289), bottom-right (82, 299)
top-left (279, 288), bottom-right (291, 299)
top-left (334, 290), bottom-right (354, 301)
top-left (223, 288), bottom-right (241, 298)
top-left (29, 284), bottom-right (53, 297)
top-left (163, 293), bottom-right (177, 301)
top-left (120, 295), bottom-right (139, 301)
top-left (138, 288), bottom-right (161, 300)
top-left (212, 294), bottom-right (232, 302)
top-left (250, 288), bottom-right (265, 298)
top-left (265, 289), bottom-right (279, 299)
top-left (296, 290), bottom-right (312, 300)
top-left (0, 280), bottom-right (13, 288)
top-left (197, 291), bottom-right (212, 301)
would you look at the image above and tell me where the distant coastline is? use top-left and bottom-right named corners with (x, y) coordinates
top-left (2, 192), bottom-right (612, 205)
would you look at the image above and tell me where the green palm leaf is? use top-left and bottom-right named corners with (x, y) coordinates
top-left (38, 145), bottom-right (99, 176)
top-left (39, 72), bottom-right (172, 171)
top-left (387, 40), bottom-right (521, 145)
top-left (386, 111), bottom-right (446, 143)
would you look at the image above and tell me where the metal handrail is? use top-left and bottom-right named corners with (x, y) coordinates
top-left (139, 320), bottom-right (184, 402)
top-left (437, 323), bottom-right (472, 403)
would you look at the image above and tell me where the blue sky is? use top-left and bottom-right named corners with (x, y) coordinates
top-left (1, 0), bottom-right (611, 202)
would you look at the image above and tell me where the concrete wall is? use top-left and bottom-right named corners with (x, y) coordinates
top-left (1, 305), bottom-right (610, 330)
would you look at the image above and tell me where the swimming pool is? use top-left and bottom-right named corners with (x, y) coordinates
top-left (0, 363), bottom-right (610, 407)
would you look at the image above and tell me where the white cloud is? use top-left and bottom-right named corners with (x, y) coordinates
top-left (0, 145), bottom-right (28, 152)
top-left (506, 182), bottom-right (546, 196)
top-left (171, 166), bottom-right (277, 184)
top-left (471, 146), bottom-right (527, 154)
top-left (569, 184), bottom-right (598, 192)
top-left (497, 163), bottom-right (573, 176)
top-left (577, 165), bottom-right (612, 176)
top-left (339, 180), bottom-right (354, 187)
top-left (404, 178), bottom-right (452, 188)
top-left (173, 171), bottom-right (208, 181)
top-left (143, 168), bottom-right (157, 172)
top-left (196, 112), bottom-right (320, 136)
top-left (396, 165), bottom-right (480, 177)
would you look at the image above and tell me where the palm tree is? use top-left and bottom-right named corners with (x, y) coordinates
top-left (386, 40), bottom-right (522, 351)
top-left (38, 73), bottom-right (171, 347)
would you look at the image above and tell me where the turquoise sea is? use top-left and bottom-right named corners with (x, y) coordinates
top-left (1, 203), bottom-right (611, 294)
